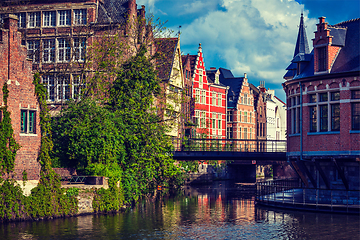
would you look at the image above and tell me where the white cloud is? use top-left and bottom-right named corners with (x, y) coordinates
top-left (179, 0), bottom-right (317, 86)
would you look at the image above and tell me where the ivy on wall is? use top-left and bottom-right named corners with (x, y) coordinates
top-left (0, 75), bottom-right (78, 222)
top-left (0, 83), bottom-right (20, 175)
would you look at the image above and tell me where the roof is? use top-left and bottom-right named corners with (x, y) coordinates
top-left (293, 13), bottom-right (310, 57)
top-left (206, 69), bottom-right (227, 87)
top-left (155, 38), bottom-right (178, 80)
top-left (218, 68), bottom-right (244, 108)
top-left (285, 18), bottom-right (360, 80)
top-left (330, 19), bottom-right (360, 73)
top-left (97, 0), bottom-right (130, 24)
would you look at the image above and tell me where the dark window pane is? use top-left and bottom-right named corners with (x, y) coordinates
top-left (320, 105), bottom-right (328, 132)
top-left (351, 90), bottom-right (360, 99)
top-left (309, 94), bottom-right (317, 103)
top-left (310, 106), bottom-right (317, 132)
top-left (319, 93), bottom-right (328, 102)
top-left (352, 103), bottom-right (360, 130)
top-left (331, 92), bottom-right (340, 101)
top-left (21, 110), bottom-right (27, 133)
top-left (331, 104), bottom-right (340, 131)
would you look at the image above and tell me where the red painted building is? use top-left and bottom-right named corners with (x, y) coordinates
top-left (283, 15), bottom-right (360, 190)
top-left (0, 14), bottom-right (41, 181)
top-left (183, 44), bottom-right (228, 139)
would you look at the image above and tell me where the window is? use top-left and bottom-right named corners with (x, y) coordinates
top-left (319, 105), bottom-right (328, 132)
top-left (352, 103), bottom-right (360, 130)
top-left (310, 106), bottom-right (317, 132)
top-left (212, 93), bottom-right (215, 106)
top-left (331, 104), bottom-right (340, 131)
top-left (59, 10), bottom-right (71, 26)
top-left (195, 89), bottom-right (200, 103)
top-left (28, 12), bottom-right (41, 28)
top-left (239, 111), bottom-right (242, 122)
top-left (351, 90), bottom-right (360, 130)
top-left (227, 111), bottom-right (233, 122)
top-left (244, 128), bottom-right (248, 139)
top-left (201, 90), bottom-right (206, 104)
top-left (244, 94), bottom-right (248, 104)
top-left (199, 70), bottom-right (203, 88)
top-left (244, 112), bottom-right (248, 123)
top-left (227, 127), bottom-right (233, 139)
top-left (43, 39), bottom-right (55, 63)
top-left (331, 92), bottom-right (340, 101)
top-left (57, 75), bottom-right (71, 100)
top-left (217, 93), bottom-right (222, 106)
top-left (58, 38), bottom-right (71, 62)
top-left (352, 90), bottom-right (360, 99)
top-left (195, 111), bottom-right (199, 127)
top-left (43, 11), bottom-right (56, 27)
top-left (309, 94), bottom-right (317, 103)
top-left (42, 75), bottom-right (55, 101)
top-left (249, 112), bottom-right (252, 123)
top-left (27, 40), bottom-right (40, 63)
top-left (319, 92), bottom-right (328, 102)
top-left (21, 110), bottom-right (36, 134)
top-left (0, 14), bottom-right (4, 27)
top-left (200, 111), bottom-right (206, 128)
top-left (74, 9), bottom-right (87, 25)
top-left (217, 114), bottom-right (221, 129)
top-left (318, 47), bottom-right (326, 72)
top-left (17, 13), bottom-right (26, 28)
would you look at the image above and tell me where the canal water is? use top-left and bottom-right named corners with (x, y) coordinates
top-left (1, 181), bottom-right (359, 240)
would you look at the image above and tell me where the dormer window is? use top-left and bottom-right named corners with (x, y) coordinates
top-left (318, 47), bottom-right (326, 71)
top-left (297, 63), bottom-right (300, 75)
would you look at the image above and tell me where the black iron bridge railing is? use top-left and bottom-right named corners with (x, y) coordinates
top-left (172, 138), bottom-right (287, 153)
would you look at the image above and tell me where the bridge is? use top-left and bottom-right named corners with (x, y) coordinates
top-left (172, 138), bottom-right (287, 164)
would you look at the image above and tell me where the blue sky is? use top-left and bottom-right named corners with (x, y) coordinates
top-left (137, 0), bottom-right (360, 101)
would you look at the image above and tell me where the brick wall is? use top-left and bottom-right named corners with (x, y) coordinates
top-left (0, 15), bottom-right (41, 180)
top-left (286, 76), bottom-right (360, 156)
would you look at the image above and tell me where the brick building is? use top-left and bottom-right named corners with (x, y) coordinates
top-left (182, 44), bottom-right (228, 139)
top-left (0, 0), bottom-right (153, 114)
top-left (0, 14), bottom-right (41, 182)
top-left (283, 15), bottom-right (360, 190)
top-left (218, 69), bottom-right (256, 143)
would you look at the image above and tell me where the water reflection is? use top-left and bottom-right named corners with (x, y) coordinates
top-left (0, 181), bottom-right (359, 239)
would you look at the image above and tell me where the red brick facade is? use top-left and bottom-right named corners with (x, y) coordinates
top-left (0, 15), bottom-right (41, 180)
top-left (283, 16), bottom-right (360, 190)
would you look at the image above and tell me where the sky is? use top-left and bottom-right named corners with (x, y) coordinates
top-left (137, 0), bottom-right (360, 101)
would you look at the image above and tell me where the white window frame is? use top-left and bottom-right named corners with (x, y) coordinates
top-left (74, 9), bottom-right (87, 25)
top-left (43, 39), bottom-right (55, 63)
top-left (74, 38), bottom-right (86, 61)
top-left (58, 10), bottom-right (71, 26)
top-left (43, 11), bottom-right (56, 27)
top-left (27, 40), bottom-right (40, 63)
top-left (28, 12), bottom-right (41, 28)
top-left (58, 38), bottom-right (71, 62)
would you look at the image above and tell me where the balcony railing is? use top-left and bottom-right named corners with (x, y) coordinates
top-left (172, 138), bottom-right (286, 153)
